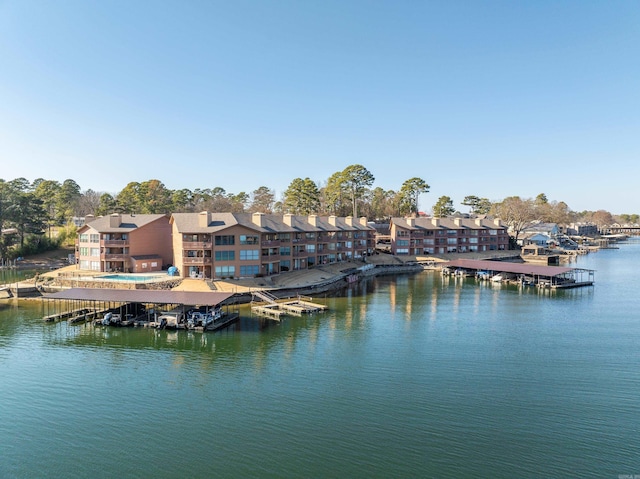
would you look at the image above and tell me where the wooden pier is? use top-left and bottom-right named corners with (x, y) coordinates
top-left (251, 290), bottom-right (328, 320)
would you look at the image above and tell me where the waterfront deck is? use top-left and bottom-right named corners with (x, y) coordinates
top-left (251, 290), bottom-right (328, 320)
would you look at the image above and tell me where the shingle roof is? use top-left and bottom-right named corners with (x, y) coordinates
top-left (82, 214), bottom-right (168, 233)
top-left (391, 217), bottom-right (505, 230)
top-left (171, 212), bottom-right (375, 234)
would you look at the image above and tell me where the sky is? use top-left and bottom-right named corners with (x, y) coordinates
top-left (1, 0), bottom-right (638, 214)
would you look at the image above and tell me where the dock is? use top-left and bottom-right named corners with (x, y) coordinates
top-left (251, 290), bottom-right (328, 320)
top-left (442, 259), bottom-right (595, 289)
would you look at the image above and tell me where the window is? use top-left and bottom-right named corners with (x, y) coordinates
top-left (279, 246), bottom-right (291, 256)
top-left (397, 240), bottom-right (409, 246)
top-left (215, 250), bottom-right (235, 261)
top-left (90, 248), bottom-right (100, 257)
top-left (215, 265), bottom-right (235, 277)
top-left (280, 233), bottom-right (291, 241)
top-left (306, 244), bottom-right (316, 253)
top-left (240, 250), bottom-right (259, 260)
top-left (215, 235), bottom-right (235, 246)
top-left (79, 234), bottom-right (89, 243)
top-left (280, 260), bottom-right (290, 271)
top-left (90, 234), bottom-right (99, 243)
top-left (305, 232), bottom-right (316, 240)
top-left (90, 261), bottom-right (100, 271)
top-left (79, 260), bottom-right (90, 269)
top-left (447, 238), bottom-right (457, 244)
top-left (80, 247), bottom-right (89, 256)
top-left (240, 265), bottom-right (260, 276)
top-left (396, 248), bottom-right (409, 255)
top-left (239, 235), bottom-right (259, 245)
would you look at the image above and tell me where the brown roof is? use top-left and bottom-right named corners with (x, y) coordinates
top-left (444, 259), bottom-right (579, 277)
top-left (171, 212), bottom-right (375, 234)
top-left (43, 288), bottom-right (235, 306)
top-left (80, 214), bottom-right (168, 233)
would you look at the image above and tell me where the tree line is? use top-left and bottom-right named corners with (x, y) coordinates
top-left (0, 166), bottom-right (635, 258)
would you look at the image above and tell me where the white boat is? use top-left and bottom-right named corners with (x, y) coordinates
top-left (490, 274), bottom-right (503, 282)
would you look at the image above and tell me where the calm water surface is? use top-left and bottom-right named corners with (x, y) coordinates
top-left (1, 242), bottom-right (640, 478)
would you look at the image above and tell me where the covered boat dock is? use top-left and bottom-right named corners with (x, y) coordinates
top-left (42, 288), bottom-right (238, 328)
top-left (443, 259), bottom-right (594, 288)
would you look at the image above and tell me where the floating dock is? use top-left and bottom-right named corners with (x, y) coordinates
top-left (251, 291), bottom-right (328, 320)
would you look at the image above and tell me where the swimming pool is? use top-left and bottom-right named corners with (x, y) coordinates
top-left (100, 274), bottom-right (165, 282)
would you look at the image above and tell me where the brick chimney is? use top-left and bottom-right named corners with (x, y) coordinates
top-left (109, 213), bottom-right (121, 228)
top-left (328, 215), bottom-right (337, 226)
top-left (431, 218), bottom-right (440, 227)
top-left (308, 214), bottom-right (318, 227)
top-left (345, 216), bottom-right (354, 226)
top-left (199, 211), bottom-right (211, 228)
top-left (252, 212), bottom-right (265, 227)
top-left (283, 214), bottom-right (294, 227)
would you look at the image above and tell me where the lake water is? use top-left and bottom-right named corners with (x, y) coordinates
top-left (1, 242), bottom-right (639, 478)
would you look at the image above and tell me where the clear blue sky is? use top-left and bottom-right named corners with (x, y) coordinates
top-left (1, 0), bottom-right (638, 214)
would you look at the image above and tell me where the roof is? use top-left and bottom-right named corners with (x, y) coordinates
top-left (171, 212), bottom-right (375, 234)
top-left (391, 216), bottom-right (506, 230)
top-left (43, 288), bottom-right (235, 306)
top-left (81, 214), bottom-right (168, 233)
top-left (444, 259), bottom-right (578, 277)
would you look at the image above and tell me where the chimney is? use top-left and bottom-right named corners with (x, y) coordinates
top-left (345, 216), bottom-right (354, 226)
top-left (475, 218), bottom-right (483, 227)
top-left (493, 218), bottom-right (502, 227)
top-left (431, 218), bottom-right (440, 227)
top-left (283, 213), bottom-right (294, 227)
top-left (328, 215), bottom-right (337, 226)
top-left (109, 213), bottom-right (121, 228)
top-left (359, 217), bottom-right (368, 226)
top-left (407, 217), bottom-right (416, 227)
top-left (454, 218), bottom-right (463, 227)
top-left (308, 214), bottom-right (318, 227)
top-left (199, 211), bottom-right (211, 228)
top-left (252, 212), bottom-right (265, 227)
top-left (85, 214), bottom-right (95, 223)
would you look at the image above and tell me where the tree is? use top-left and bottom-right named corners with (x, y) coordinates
top-left (172, 188), bottom-right (194, 212)
top-left (116, 182), bottom-right (142, 213)
top-left (591, 210), bottom-right (614, 230)
top-left (397, 177), bottom-right (430, 216)
top-left (33, 179), bottom-right (61, 231)
top-left (433, 196), bottom-right (455, 217)
top-left (138, 179), bottom-right (172, 214)
top-left (77, 189), bottom-right (102, 217)
top-left (97, 193), bottom-right (117, 216)
top-left (283, 178), bottom-right (321, 215)
top-left (55, 179), bottom-right (82, 223)
top-left (342, 164), bottom-right (375, 218)
top-left (462, 195), bottom-right (491, 215)
top-left (249, 186), bottom-right (276, 213)
top-left (490, 196), bottom-right (537, 243)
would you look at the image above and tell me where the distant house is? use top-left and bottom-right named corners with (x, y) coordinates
top-left (170, 212), bottom-right (376, 280)
top-left (520, 232), bottom-right (552, 247)
top-left (75, 214), bottom-right (173, 273)
top-left (566, 222), bottom-right (599, 236)
top-left (389, 216), bottom-right (510, 255)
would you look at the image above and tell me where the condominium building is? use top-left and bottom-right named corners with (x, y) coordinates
top-left (389, 216), bottom-right (510, 255)
top-left (170, 212), bottom-right (376, 279)
top-left (75, 213), bottom-right (173, 272)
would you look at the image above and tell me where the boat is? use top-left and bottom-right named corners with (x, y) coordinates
top-left (490, 274), bottom-right (503, 282)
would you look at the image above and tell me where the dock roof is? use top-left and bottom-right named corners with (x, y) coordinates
top-left (43, 288), bottom-right (235, 306)
top-left (444, 259), bottom-right (581, 277)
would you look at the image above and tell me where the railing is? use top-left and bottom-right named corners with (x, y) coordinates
top-left (183, 257), bottom-right (212, 265)
top-left (101, 239), bottom-right (129, 247)
top-left (261, 240), bottom-right (281, 246)
top-left (101, 254), bottom-right (128, 260)
top-left (183, 241), bottom-right (212, 249)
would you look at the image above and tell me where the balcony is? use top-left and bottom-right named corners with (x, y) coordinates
top-left (101, 254), bottom-right (128, 260)
top-left (183, 257), bottom-right (212, 265)
top-left (101, 239), bottom-right (129, 247)
top-left (183, 241), bottom-right (212, 249)
top-left (261, 239), bottom-right (281, 247)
